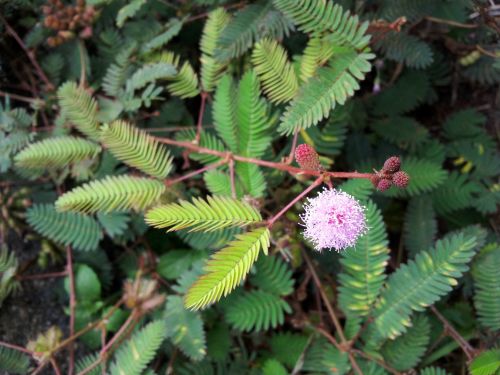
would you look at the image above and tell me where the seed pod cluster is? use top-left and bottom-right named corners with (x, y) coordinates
top-left (42, 0), bottom-right (96, 47)
top-left (371, 156), bottom-right (410, 192)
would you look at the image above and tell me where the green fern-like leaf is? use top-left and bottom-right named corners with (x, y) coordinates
top-left (26, 204), bottom-right (102, 251)
top-left (302, 338), bottom-right (350, 374)
top-left (431, 172), bottom-right (481, 215)
top-left (262, 359), bottom-right (288, 375)
top-left (381, 314), bottom-right (431, 371)
top-left (375, 31), bottom-right (433, 69)
top-left (100, 120), bottom-right (173, 179)
top-left (270, 333), bottom-right (309, 369)
top-left (103, 45), bottom-right (136, 97)
top-left (299, 37), bottom-right (335, 82)
top-left (250, 255), bottom-right (294, 296)
top-left (75, 353), bottom-right (102, 375)
top-left (272, 0), bottom-right (371, 49)
top-left (472, 243), bottom-right (500, 330)
top-left (200, 8), bottom-right (231, 92)
top-left (155, 52), bottom-right (200, 98)
top-left (372, 227), bottom-right (485, 339)
top-left (420, 367), bottom-right (450, 375)
top-left (235, 162), bottom-right (267, 198)
top-left (403, 195), bottom-right (437, 258)
top-left (278, 49), bottom-right (374, 135)
top-left (384, 157), bottom-right (447, 197)
top-left (0, 346), bottom-right (30, 374)
top-left (55, 175), bottom-right (165, 213)
top-left (164, 295), bottom-right (207, 361)
top-left (236, 70), bottom-right (272, 158)
top-left (215, 2), bottom-right (293, 62)
top-left (338, 200), bottom-right (390, 317)
top-left (338, 178), bottom-right (373, 202)
top-left (177, 226), bottom-right (241, 251)
top-left (145, 195), bottom-right (261, 232)
top-left (213, 75), bottom-right (238, 152)
top-left (126, 63), bottom-right (177, 92)
top-left (185, 227), bottom-right (271, 310)
top-left (370, 116), bottom-right (429, 150)
top-left (252, 38), bottom-right (298, 104)
top-left (58, 82), bottom-right (100, 141)
top-left (116, 0), bottom-right (146, 27)
top-left (469, 349), bottom-right (500, 375)
top-left (14, 136), bottom-right (101, 170)
top-left (109, 320), bottom-right (167, 375)
top-left (225, 290), bottom-right (291, 331)
top-left (204, 169), bottom-right (245, 198)
top-left (141, 17), bottom-right (184, 54)
top-left (97, 212), bottom-right (130, 238)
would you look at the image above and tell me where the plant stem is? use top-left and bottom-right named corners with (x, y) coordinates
top-left (0, 15), bottom-right (54, 90)
top-left (229, 157), bottom-right (236, 198)
top-left (303, 250), bottom-right (347, 344)
top-left (0, 90), bottom-right (44, 105)
top-left (0, 341), bottom-right (34, 355)
top-left (195, 92), bottom-right (208, 144)
top-left (267, 176), bottom-right (323, 228)
top-left (157, 136), bottom-right (373, 180)
top-left (430, 305), bottom-right (477, 360)
top-left (66, 246), bottom-right (76, 375)
top-left (165, 157), bottom-right (228, 186)
top-left (17, 270), bottom-right (68, 281)
top-left (352, 349), bottom-right (402, 375)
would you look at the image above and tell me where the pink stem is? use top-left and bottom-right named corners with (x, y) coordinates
top-left (285, 131), bottom-right (299, 164)
top-left (195, 92), bottom-right (208, 144)
top-left (229, 158), bottom-right (236, 198)
top-left (17, 270), bottom-right (68, 281)
top-left (156, 136), bottom-right (373, 180)
top-left (0, 341), bottom-right (34, 355)
top-left (165, 158), bottom-right (228, 186)
top-left (267, 176), bottom-right (323, 228)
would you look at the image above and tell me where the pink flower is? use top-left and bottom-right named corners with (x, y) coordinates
top-left (300, 188), bottom-right (367, 251)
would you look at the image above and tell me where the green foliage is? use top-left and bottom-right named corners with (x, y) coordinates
top-left (403, 195), bottom-right (437, 258)
top-left (56, 175), bottom-right (166, 213)
top-left (58, 82), bottom-right (101, 141)
top-left (75, 353), bottom-right (102, 375)
top-left (26, 204), bottom-right (103, 251)
top-left (375, 31), bottom-right (433, 69)
top-left (272, 0), bottom-right (371, 49)
top-left (215, 2), bottom-right (293, 61)
top-left (145, 195), bottom-right (262, 232)
top-left (302, 338), bottom-right (350, 374)
top-left (262, 359), bottom-right (288, 375)
top-left (97, 212), bottom-right (130, 238)
top-left (126, 62), bottom-right (177, 92)
top-left (155, 52), bottom-right (200, 99)
top-left (164, 295), bottom-right (207, 361)
top-left (420, 367), bottom-right (450, 375)
top-left (372, 227), bottom-right (485, 339)
top-left (109, 320), bottom-right (167, 375)
top-left (14, 136), bottom-right (101, 170)
top-left (299, 37), bottom-right (335, 82)
top-left (250, 255), bottom-right (294, 296)
top-left (200, 8), bottom-right (231, 92)
top-left (278, 48), bottom-right (374, 135)
top-left (338, 200), bottom-right (390, 318)
top-left (141, 18), bottom-right (184, 54)
top-left (225, 290), bottom-right (291, 331)
top-left (370, 116), bottom-right (428, 150)
top-left (469, 349), bottom-right (500, 375)
top-left (100, 120), bottom-right (173, 179)
top-left (0, 346), bottom-right (30, 374)
top-left (116, 0), bottom-right (147, 27)
top-left (185, 227), bottom-right (270, 310)
top-left (252, 38), bottom-right (299, 104)
top-left (0, 246), bottom-right (20, 307)
top-left (381, 314), bottom-right (430, 371)
top-left (269, 332), bottom-right (309, 369)
top-left (472, 243), bottom-right (500, 330)
top-left (431, 172), bottom-right (481, 215)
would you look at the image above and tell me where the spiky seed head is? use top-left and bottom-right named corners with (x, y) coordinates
top-left (392, 171), bottom-right (410, 188)
top-left (377, 179), bottom-right (392, 192)
top-left (383, 156), bottom-right (401, 173)
top-left (300, 188), bottom-right (367, 252)
top-left (295, 144), bottom-right (321, 171)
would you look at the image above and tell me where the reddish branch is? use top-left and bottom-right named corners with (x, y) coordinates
top-left (66, 246), bottom-right (76, 375)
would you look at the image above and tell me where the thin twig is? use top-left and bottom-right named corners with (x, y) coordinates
top-left (17, 270), bottom-right (68, 281)
top-left (66, 246), bottom-right (76, 375)
top-left (430, 305), bottom-right (477, 360)
top-left (285, 131), bottom-right (300, 164)
top-left (186, 1), bottom-right (247, 23)
top-left (425, 16), bottom-right (478, 28)
top-left (0, 15), bottom-right (54, 90)
top-left (0, 90), bottom-right (44, 105)
top-left (50, 358), bottom-right (62, 375)
top-left (303, 250), bottom-right (347, 343)
top-left (195, 92), bottom-right (208, 144)
top-left (229, 157), bottom-right (236, 198)
top-left (267, 176), bottom-right (323, 228)
top-left (0, 341), bottom-right (34, 355)
top-left (165, 157), bottom-right (228, 186)
top-left (352, 349), bottom-right (402, 375)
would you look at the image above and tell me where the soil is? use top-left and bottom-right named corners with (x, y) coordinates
top-left (0, 232), bottom-right (69, 374)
